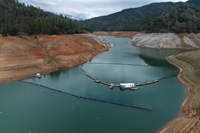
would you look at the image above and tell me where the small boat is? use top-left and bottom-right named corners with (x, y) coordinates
top-left (35, 73), bottom-right (42, 78)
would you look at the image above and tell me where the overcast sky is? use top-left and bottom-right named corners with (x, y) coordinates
top-left (18, 0), bottom-right (188, 20)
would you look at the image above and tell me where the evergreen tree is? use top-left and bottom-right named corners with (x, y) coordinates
top-left (0, 0), bottom-right (90, 36)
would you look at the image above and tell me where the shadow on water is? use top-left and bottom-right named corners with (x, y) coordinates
top-left (139, 55), bottom-right (173, 67)
top-left (49, 68), bottom-right (68, 77)
top-left (138, 48), bottom-right (189, 67)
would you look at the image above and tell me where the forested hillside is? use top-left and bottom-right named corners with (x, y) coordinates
top-left (143, 4), bottom-right (200, 33)
top-left (0, 0), bottom-right (89, 36)
top-left (122, 3), bottom-right (200, 33)
top-left (83, 2), bottom-right (176, 31)
top-left (83, 0), bottom-right (200, 33)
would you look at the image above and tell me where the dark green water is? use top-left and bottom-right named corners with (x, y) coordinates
top-left (0, 36), bottom-right (186, 133)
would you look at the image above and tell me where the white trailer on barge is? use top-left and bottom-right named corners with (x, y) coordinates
top-left (119, 83), bottom-right (138, 90)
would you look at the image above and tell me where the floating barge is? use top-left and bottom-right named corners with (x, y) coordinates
top-left (81, 68), bottom-right (161, 90)
top-left (119, 83), bottom-right (139, 90)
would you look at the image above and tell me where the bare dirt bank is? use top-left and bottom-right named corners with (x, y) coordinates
top-left (160, 50), bottom-right (200, 133)
top-left (130, 33), bottom-right (200, 49)
top-left (0, 34), bottom-right (111, 82)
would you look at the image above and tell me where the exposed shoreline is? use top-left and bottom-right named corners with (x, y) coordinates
top-left (0, 33), bottom-right (111, 83)
top-left (160, 51), bottom-right (200, 133)
top-left (130, 33), bottom-right (200, 49)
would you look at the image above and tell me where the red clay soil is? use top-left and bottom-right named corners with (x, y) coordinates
top-left (0, 34), bottom-right (109, 82)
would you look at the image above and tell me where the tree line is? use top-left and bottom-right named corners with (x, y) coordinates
top-left (0, 0), bottom-right (90, 36)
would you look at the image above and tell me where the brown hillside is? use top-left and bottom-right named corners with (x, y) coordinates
top-left (0, 34), bottom-right (109, 82)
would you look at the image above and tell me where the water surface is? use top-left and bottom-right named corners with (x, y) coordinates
top-left (0, 36), bottom-right (186, 133)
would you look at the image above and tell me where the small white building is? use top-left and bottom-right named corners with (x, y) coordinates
top-left (119, 83), bottom-right (138, 90)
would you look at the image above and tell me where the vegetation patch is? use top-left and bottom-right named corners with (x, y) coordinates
top-left (0, 64), bottom-right (37, 71)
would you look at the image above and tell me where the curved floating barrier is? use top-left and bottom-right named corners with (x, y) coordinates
top-left (81, 68), bottom-right (178, 89)
top-left (19, 80), bottom-right (152, 112)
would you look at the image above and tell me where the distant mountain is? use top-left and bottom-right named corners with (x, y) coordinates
top-left (0, 0), bottom-right (89, 36)
top-left (83, 2), bottom-right (177, 31)
top-left (83, 0), bottom-right (200, 32)
top-left (187, 0), bottom-right (200, 5)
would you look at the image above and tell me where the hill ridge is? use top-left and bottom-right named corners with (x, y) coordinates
top-left (83, 0), bottom-right (200, 32)
top-left (83, 2), bottom-right (177, 31)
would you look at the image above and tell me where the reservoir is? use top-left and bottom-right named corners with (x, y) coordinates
top-left (0, 36), bottom-right (186, 133)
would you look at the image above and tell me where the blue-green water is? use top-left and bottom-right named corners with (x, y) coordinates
top-left (0, 36), bottom-right (186, 133)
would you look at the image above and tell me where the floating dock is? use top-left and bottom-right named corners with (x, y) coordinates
top-left (81, 68), bottom-right (178, 90)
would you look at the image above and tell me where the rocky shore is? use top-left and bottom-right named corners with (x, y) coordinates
top-left (130, 33), bottom-right (200, 49)
top-left (160, 50), bottom-right (200, 133)
top-left (0, 34), bottom-right (111, 82)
